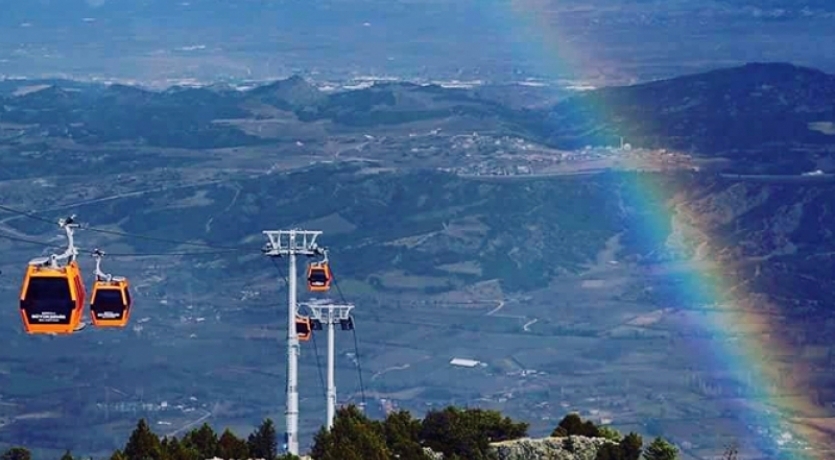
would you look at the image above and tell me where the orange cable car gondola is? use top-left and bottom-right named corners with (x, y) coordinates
top-left (295, 315), bottom-right (312, 341)
top-left (89, 249), bottom-right (132, 328)
top-left (19, 216), bottom-right (86, 335)
top-left (306, 250), bottom-right (332, 293)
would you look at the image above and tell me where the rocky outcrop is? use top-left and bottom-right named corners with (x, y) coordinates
top-left (490, 435), bottom-right (617, 460)
top-left (423, 446), bottom-right (445, 460)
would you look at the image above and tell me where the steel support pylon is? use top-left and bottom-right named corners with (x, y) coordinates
top-left (263, 229), bottom-right (324, 456)
top-left (300, 299), bottom-right (355, 431)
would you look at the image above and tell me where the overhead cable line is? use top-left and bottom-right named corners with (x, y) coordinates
top-left (100, 250), bottom-right (241, 257)
top-left (0, 203), bottom-right (56, 225)
top-left (328, 259), bottom-right (367, 408)
top-left (82, 226), bottom-right (250, 251)
top-left (0, 231), bottom-right (242, 258)
top-left (0, 230), bottom-right (64, 249)
top-left (0, 202), bottom-right (258, 254)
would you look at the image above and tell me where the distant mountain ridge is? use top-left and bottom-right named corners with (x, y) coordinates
top-left (539, 62), bottom-right (835, 163)
top-left (1, 62), bottom-right (834, 171)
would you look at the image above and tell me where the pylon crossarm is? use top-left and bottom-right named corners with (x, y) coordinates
top-left (262, 229), bottom-right (323, 256)
top-left (301, 302), bottom-right (354, 323)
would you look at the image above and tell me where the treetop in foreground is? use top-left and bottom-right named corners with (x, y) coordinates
top-left (1, 407), bottom-right (684, 460)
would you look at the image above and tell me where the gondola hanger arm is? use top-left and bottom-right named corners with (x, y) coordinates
top-left (92, 248), bottom-right (112, 282)
top-left (50, 215), bottom-right (79, 267)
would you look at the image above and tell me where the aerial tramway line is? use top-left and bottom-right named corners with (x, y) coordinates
top-left (0, 203), bottom-right (252, 336)
top-left (6, 207), bottom-right (343, 340)
top-left (2, 203), bottom-right (367, 457)
top-left (16, 215), bottom-right (135, 335)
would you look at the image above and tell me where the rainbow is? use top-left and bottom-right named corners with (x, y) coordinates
top-left (502, 2), bottom-right (829, 458)
top-left (626, 174), bottom-right (826, 459)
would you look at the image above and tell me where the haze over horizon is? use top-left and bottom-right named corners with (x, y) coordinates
top-left (2, 0), bottom-right (835, 87)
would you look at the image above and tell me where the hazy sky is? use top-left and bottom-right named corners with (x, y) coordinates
top-left (1, 0), bottom-right (833, 85)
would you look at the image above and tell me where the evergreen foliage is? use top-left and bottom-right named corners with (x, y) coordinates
top-left (0, 448), bottom-right (31, 460)
top-left (310, 406), bottom-right (390, 460)
top-left (247, 418), bottom-right (279, 460)
top-left (0, 406), bottom-right (683, 460)
top-left (552, 413), bottom-right (601, 437)
top-left (418, 406), bottom-right (528, 460)
top-left (644, 437), bottom-right (680, 460)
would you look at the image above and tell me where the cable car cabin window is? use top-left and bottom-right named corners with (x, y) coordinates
top-left (308, 268), bottom-right (329, 285)
top-left (92, 289), bottom-right (127, 320)
top-left (295, 320), bottom-right (311, 335)
top-left (21, 277), bottom-right (74, 325)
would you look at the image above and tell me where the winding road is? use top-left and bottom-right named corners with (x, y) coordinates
top-left (486, 299), bottom-right (537, 332)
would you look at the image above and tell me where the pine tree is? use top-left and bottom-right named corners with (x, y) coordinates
top-left (382, 410), bottom-right (429, 460)
top-left (644, 437), bottom-right (679, 460)
top-left (247, 418), bottom-right (278, 460)
top-left (183, 423), bottom-right (218, 459)
top-left (594, 443), bottom-right (621, 460)
top-left (162, 436), bottom-right (200, 460)
top-left (217, 429), bottom-right (250, 460)
top-left (0, 447), bottom-right (31, 460)
top-left (619, 432), bottom-right (643, 460)
top-left (551, 413), bottom-right (600, 437)
top-left (59, 450), bottom-right (75, 460)
top-left (598, 426), bottom-right (622, 441)
top-left (419, 406), bottom-right (528, 460)
top-left (123, 418), bottom-right (163, 460)
top-left (310, 405), bottom-right (390, 460)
